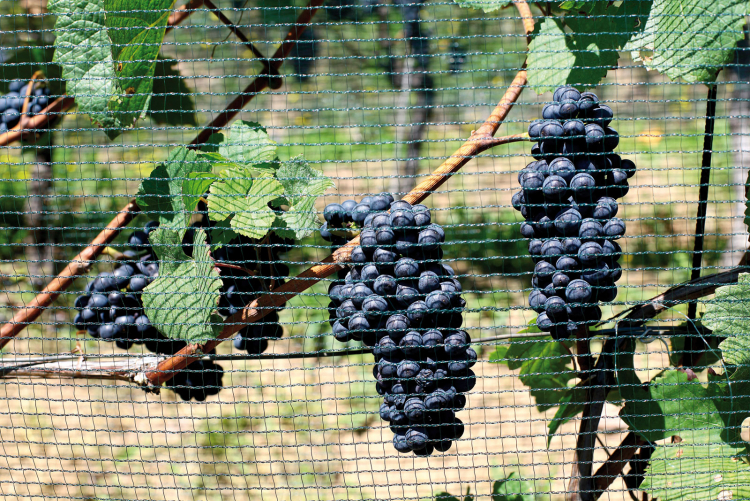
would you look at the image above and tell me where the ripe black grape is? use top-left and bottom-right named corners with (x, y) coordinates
top-left (515, 86), bottom-right (636, 338)
top-left (0, 80), bottom-right (53, 133)
top-left (325, 198), bottom-right (471, 455)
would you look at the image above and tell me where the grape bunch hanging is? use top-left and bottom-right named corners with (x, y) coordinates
top-left (0, 79), bottom-right (52, 132)
top-left (515, 86), bottom-right (635, 339)
top-left (323, 196), bottom-right (474, 456)
top-left (71, 200), bottom-right (291, 400)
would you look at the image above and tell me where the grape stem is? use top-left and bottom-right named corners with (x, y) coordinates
top-left (600, 262), bottom-right (748, 326)
top-left (188, 0), bottom-right (327, 147)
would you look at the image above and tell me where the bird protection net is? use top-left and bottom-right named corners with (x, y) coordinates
top-left (0, 0), bottom-right (749, 500)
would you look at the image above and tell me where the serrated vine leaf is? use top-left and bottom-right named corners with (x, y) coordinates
top-left (703, 273), bottom-right (750, 366)
top-left (625, 0), bottom-right (747, 83)
top-left (208, 168), bottom-right (284, 239)
top-left (452, 0), bottom-right (510, 13)
top-left (619, 370), bottom-right (735, 443)
top-left (527, 1), bottom-right (651, 93)
top-left (202, 121), bottom-right (278, 166)
top-left (142, 228), bottom-right (222, 342)
top-left (104, 0), bottom-right (174, 131)
top-left (490, 337), bottom-right (577, 411)
top-left (49, 0), bottom-right (121, 135)
top-left (642, 443), bottom-right (750, 501)
top-left (136, 147), bottom-right (212, 229)
top-left (272, 158), bottom-right (335, 240)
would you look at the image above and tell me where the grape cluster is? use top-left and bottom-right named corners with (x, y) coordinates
top-left (515, 86), bottom-right (635, 339)
top-left (0, 79), bottom-right (52, 132)
top-left (325, 197), bottom-right (473, 455)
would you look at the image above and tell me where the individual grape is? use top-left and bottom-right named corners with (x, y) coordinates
top-left (542, 175), bottom-right (569, 201)
top-left (554, 209), bottom-right (582, 236)
top-left (549, 157), bottom-right (576, 183)
top-left (578, 241), bottom-right (603, 264)
top-left (579, 218), bottom-right (603, 240)
top-left (563, 120), bottom-right (585, 138)
top-left (603, 218), bottom-right (626, 238)
top-left (562, 238), bottom-right (582, 255)
top-left (373, 275), bottom-right (397, 296)
top-left (394, 257), bottom-right (420, 278)
top-left (578, 92), bottom-right (598, 112)
top-left (418, 271), bottom-right (441, 294)
top-left (593, 197), bottom-right (618, 220)
top-left (543, 103), bottom-right (561, 120)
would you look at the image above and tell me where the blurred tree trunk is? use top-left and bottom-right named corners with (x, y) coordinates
top-left (722, 23), bottom-right (750, 269)
top-left (26, 136), bottom-right (54, 289)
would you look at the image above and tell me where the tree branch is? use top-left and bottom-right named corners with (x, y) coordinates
top-left (144, 0), bottom-right (535, 387)
top-left (592, 432), bottom-right (647, 499)
top-left (602, 263), bottom-right (747, 326)
top-left (202, 0), bottom-right (268, 62)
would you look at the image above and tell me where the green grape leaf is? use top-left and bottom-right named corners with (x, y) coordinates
top-left (489, 336), bottom-right (576, 411)
top-left (147, 56), bottom-right (197, 126)
top-left (625, 0), bottom-right (747, 83)
top-left (642, 443), bottom-right (750, 501)
top-left (272, 158), bottom-right (335, 240)
top-left (104, 0), bottom-right (175, 133)
top-left (136, 147), bottom-right (212, 229)
top-left (208, 168), bottom-right (284, 239)
top-left (48, 0), bottom-right (122, 135)
top-left (619, 369), bottom-right (737, 444)
top-left (182, 172), bottom-right (217, 215)
top-left (142, 228), bottom-right (222, 342)
top-left (492, 472), bottom-right (536, 501)
top-left (527, 1), bottom-right (651, 93)
top-left (547, 386), bottom-right (586, 446)
top-left (202, 121), bottom-right (279, 166)
top-left (703, 273), bottom-right (750, 366)
top-left (451, 0), bottom-right (510, 13)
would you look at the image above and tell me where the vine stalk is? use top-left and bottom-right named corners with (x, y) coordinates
top-left (687, 83), bottom-right (719, 319)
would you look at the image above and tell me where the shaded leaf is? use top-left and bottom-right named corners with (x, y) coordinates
top-left (492, 472), bottom-right (536, 501)
top-left (147, 56), bottom-right (197, 126)
top-left (104, 0), bottom-right (175, 132)
top-left (490, 336), bottom-right (576, 411)
top-left (703, 273), bottom-right (750, 366)
top-left (527, 1), bottom-right (651, 93)
top-left (135, 147), bottom-right (212, 229)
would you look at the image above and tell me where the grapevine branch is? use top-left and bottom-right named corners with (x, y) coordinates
top-left (144, 0), bottom-right (535, 386)
top-left (687, 83), bottom-right (719, 319)
top-left (0, 325), bottom-right (691, 380)
top-left (203, 0), bottom-right (269, 63)
top-left (592, 432), bottom-right (647, 499)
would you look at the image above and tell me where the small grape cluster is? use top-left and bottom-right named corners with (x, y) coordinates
top-left (515, 86), bottom-right (635, 339)
top-left (324, 197), bottom-right (474, 456)
top-left (72, 223), bottom-right (224, 401)
top-left (184, 199), bottom-right (289, 356)
top-left (0, 79), bottom-right (52, 132)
